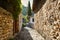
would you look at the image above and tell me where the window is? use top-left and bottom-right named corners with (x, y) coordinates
top-left (32, 18), bottom-right (34, 22)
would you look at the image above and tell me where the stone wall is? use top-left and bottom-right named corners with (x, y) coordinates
top-left (19, 13), bottom-right (22, 32)
top-left (0, 7), bottom-right (13, 40)
top-left (34, 0), bottom-right (60, 40)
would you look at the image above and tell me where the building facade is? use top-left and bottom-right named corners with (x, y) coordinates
top-left (0, 0), bottom-right (22, 40)
top-left (0, 7), bottom-right (22, 40)
top-left (33, 0), bottom-right (60, 40)
top-left (0, 7), bottom-right (13, 40)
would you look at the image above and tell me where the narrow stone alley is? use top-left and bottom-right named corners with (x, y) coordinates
top-left (14, 27), bottom-right (45, 40)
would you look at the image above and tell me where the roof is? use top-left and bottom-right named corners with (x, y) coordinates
top-left (32, 0), bottom-right (46, 13)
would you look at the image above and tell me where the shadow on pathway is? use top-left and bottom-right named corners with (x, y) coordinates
top-left (14, 28), bottom-right (33, 40)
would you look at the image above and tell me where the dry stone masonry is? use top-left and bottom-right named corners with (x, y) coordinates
top-left (34, 0), bottom-right (60, 40)
top-left (0, 7), bottom-right (13, 40)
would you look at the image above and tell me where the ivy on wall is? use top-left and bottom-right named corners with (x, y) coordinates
top-left (11, 0), bottom-right (22, 20)
top-left (0, 0), bottom-right (22, 20)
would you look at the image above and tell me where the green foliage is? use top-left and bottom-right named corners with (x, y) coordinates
top-left (0, 0), bottom-right (22, 20)
top-left (22, 6), bottom-right (28, 16)
top-left (12, 0), bottom-right (22, 20)
top-left (27, 1), bottom-right (32, 16)
top-left (22, 23), bottom-right (26, 27)
top-left (22, 15), bottom-right (29, 27)
top-left (23, 15), bottom-right (29, 23)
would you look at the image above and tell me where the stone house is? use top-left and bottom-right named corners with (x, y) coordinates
top-left (0, 0), bottom-right (22, 40)
top-left (30, 11), bottom-right (34, 24)
top-left (0, 7), bottom-right (13, 40)
top-left (33, 0), bottom-right (60, 40)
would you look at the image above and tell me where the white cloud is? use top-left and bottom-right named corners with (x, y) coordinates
top-left (21, 0), bottom-right (33, 8)
top-left (21, 0), bottom-right (28, 7)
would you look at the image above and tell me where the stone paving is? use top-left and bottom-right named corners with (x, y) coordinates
top-left (14, 27), bottom-right (45, 40)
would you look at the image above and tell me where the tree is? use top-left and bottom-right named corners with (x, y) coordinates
top-left (27, 1), bottom-right (32, 16)
top-left (27, 1), bottom-right (32, 21)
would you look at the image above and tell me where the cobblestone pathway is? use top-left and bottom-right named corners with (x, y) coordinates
top-left (14, 27), bottom-right (45, 40)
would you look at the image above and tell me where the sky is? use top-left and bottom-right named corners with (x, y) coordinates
top-left (21, 0), bottom-right (33, 8)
